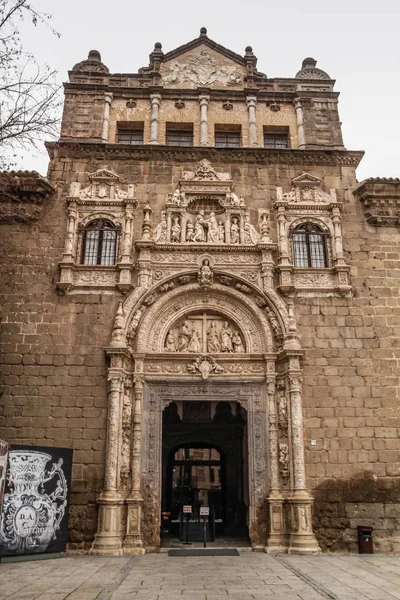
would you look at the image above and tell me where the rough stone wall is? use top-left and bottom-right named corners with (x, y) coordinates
top-left (60, 91), bottom-right (105, 141)
top-left (0, 182), bottom-right (118, 548)
top-left (300, 186), bottom-right (400, 552)
top-left (0, 151), bottom-right (399, 551)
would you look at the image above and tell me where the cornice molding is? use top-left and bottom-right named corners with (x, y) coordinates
top-left (46, 142), bottom-right (364, 167)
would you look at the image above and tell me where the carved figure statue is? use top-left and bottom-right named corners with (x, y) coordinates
top-left (278, 391), bottom-right (288, 425)
top-left (279, 442), bottom-right (290, 482)
top-left (207, 321), bottom-right (221, 353)
top-left (207, 212), bottom-right (219, 243)
top-left (218, 220), bottom-right (225, 242)
top-left (230, 218), bottom-right (240, 244)
top-left (154, 212), bottom-right (167, 242)
top-left (187, 329), bottom-right (202, 353)
top-left (178, 320), bottom-right (191, 351)
top-left (243, 215), bottom-right (260, 244)
top-left (164, 331), bottom-right (176, 352)
top-left (171, 189), bottom-right (181, 205)
top-left (186, 219), bottom-right (194, 241)
top-left (193, 210), bottom-right (206, 242)
top-left (232, 331), bottom-right (245, 353)
top-left (171, 216), bottom-right (181, 243)
top-left (230, 192), bottom-right (240, 206)
top-left (98, 184), bottom-right (108, 198)
top-left (221, 321), bottom-right (233, 353)
top-left (197, 259), bottom-right (213, 287)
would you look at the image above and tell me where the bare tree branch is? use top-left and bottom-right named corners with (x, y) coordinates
top-left (0, 0), bottom-right (61, 169)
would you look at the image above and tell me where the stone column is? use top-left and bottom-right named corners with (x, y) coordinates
top-left (294, 99), bottom-right (306, 149)
top-left (58, 201), bottom-right (78, 292)
top-left (121, 209), bottom-right (134, 262)
top-left (332, 207), bottom-right (345, 265)
top-left (180, 212), bottom-right (187, 242)
top-left (277, 208), bottom-right (290, 266)
top-left (123, 375), bottom-right (145, 553)
top-left (199, 95), bottom-right (210, 146)
top-left (102, 92), bottom-right (113, 143)
top-left (63, 202), bottom-right (77, 260)
top-left (166, 211), bottom-right (172, 242)
top-left (149, 94), bottom-right (161, 144)
top-left (92, 356), bottom-right (125, 555)
top-left (225, 213), bottom-right (231, 244)
top-left (287, 358), bottom-right (320, 554)
top-left (239, 213), bottom-right (245, 243)
top-left (117, 205), bottom-right (135, 292)
top-left (246, 96), bottom-right (258, 147)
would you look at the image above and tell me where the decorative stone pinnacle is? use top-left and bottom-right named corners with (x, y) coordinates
top-left (141, 204), bottom-right (153, 240)
top-left (88, 50), bottom-right (101, 62)
top-left (200, 27), bottom-right (208, 37)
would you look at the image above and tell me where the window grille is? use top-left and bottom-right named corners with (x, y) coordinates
top-left (264, 133), bottom-right (289, 149)
top-left (117, 129), bottom-right (144, 145)
top-left (82, 220), bottom-right (119, 265)
top-left (215, 129), bottom-right (241, 148)
top-left (166, 125), bottom-right (193, 146)
top-left (292, 223), bottom-right (328, 268)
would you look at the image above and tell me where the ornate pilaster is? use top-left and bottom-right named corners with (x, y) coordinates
top-left (123, 370), bottom-right (145, 554)
top-left (286, 355), bottom-right (320, 554)
top-left (58, 200), bottom-right (78, 292)
top-left (117, 196), bottom-right (136, 292)
top-left (246, 96), bottom-right (258, 147)
top-left (199, 95), bottom-right (210, 146)
top-left (294, 99), bottom-right (306, 149)
top-left (149, 94), bottom-right (161, 144)
top-left (102, 92), bottom-right (113, 142)
top-left (92, 350), bottom-right (126, 555)
top-left (265, 361), bottom-right (287, 553)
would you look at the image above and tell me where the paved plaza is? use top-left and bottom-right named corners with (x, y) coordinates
top-left (1, 552), bottom-right (400, 600)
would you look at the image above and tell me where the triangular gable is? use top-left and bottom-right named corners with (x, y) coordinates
top-left (88, 168), bottom-right (120, 183)
top-left (159, 44), bottom-right (246, 89)
top-left (162, 33), bottom-right (247, 68)
top-left (291, 172), bottom-right (322, 187)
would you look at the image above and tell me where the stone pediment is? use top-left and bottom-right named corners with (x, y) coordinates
top-left (88, 168), bottom-right (120, 183)
top-left (291, 172), bottom-right (322, 187)
top-left (159, 45), bottom-right (246, 89)
top-left (68, 168), bottom-right (135, 202)
top-left (276, 172), bottom-right (337, 206)
top-left (182, 159), bottom-right (230, 182)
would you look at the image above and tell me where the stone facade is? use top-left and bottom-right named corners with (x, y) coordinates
top-left (0, 29), bottom-right (399, 554)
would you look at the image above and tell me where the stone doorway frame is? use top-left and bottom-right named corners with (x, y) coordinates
top-left (142, 382), bottom-right (266, 550)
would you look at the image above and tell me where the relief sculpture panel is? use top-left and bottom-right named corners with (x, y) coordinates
top-left (164, 311), bottom-right (246, 354)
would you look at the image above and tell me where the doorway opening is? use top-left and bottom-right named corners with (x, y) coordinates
top-left (161, 400), bottom-right (249, 545)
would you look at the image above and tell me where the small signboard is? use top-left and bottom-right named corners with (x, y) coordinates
top-left (0, 445), bottom-right (73, 557)
top-left (183, 505), bottom-right (192, 514)
top-left (200, 506), bottom-right (209, 516)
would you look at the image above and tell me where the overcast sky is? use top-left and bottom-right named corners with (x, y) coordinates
top-left (17, 0), bottom-right (400, 181)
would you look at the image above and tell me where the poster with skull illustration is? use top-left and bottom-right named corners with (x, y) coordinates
top-left (0, 445), bottom-right (73, 556)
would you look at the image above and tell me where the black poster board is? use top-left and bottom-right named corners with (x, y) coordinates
top-left (0, 445), bottom-right (73, 556)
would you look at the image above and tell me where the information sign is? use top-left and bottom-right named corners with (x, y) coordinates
top-left (200, 506), bottom-right (209, 516)
top-left (183, 505), bottom-right (192, 514)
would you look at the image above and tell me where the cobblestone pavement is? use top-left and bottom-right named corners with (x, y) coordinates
top-left (0, 553), bottom-right (400, 600)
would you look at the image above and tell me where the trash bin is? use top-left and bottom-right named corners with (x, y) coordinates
top-left (357, 526), bottom-right (373, 554)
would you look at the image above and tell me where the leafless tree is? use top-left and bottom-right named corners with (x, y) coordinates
top-left (0, 1), bottom-right (61, 169)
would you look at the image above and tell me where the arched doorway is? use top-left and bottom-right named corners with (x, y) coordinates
top-left (92, 277), bottom-right (321, 556)
top-left (161, 401), bottom-right (248, 543)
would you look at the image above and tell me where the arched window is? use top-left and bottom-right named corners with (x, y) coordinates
top-left (292, 223), bottom-right (328, 268)
top-left (82, 219), bottom-right (119, 265)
